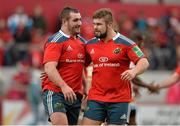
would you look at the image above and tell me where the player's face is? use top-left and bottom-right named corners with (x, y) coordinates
top-left (67, 12), bottom-right (82, 36)
top-left (93, 18), bottom-right (107, 39)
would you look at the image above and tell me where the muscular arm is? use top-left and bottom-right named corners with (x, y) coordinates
top-left (44, 61), bottom-right (66, 87)
top-left (44, 61), bottom-right (76, 102)
top-left (121, 58), bottom-right (149, 81)
top-left (133, 58), bottom-right (149, 76)
top-left (132, 77), bottom-right (150, 88)
top-left (82, 69), bottom-right (88, 99)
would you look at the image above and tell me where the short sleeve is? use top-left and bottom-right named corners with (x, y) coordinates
top-left (175, 65), bottom-right (180, 76)
top-left (127, 44), bottom-right (145, 64)
top-left (43, 43), bottom-right (63, 64)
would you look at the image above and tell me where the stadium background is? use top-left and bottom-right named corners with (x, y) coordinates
top-left (0, 0), bottom-right (180, 125)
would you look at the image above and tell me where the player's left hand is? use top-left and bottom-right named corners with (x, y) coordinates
top-left (121, 69), bottom-right (136, 81)
top-left (40, 71), bottom-right (46, 81)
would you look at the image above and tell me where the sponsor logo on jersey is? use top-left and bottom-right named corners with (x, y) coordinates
top-left (132, 46), bottom-right (144, 57)
top-left (94, 63), bottom-right (120, 68)
top-left (113, 47), bottom-right (121, 54)
top-left (77, 53), bottom-right (84, 59)
top-left (66, 59), bottom-right (84, 63)
top-left (66, 45), bottom-right (73, 52)
top-left (99, 57), bottom-right (108, 62)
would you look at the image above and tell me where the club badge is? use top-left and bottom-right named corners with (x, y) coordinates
top-left (113, 47), bottom-right (121, 54)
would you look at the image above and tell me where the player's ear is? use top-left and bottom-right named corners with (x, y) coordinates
top-left (107, 22), bottom-right (113, 28)
top-left (62, 19), bottom-right (68, 26)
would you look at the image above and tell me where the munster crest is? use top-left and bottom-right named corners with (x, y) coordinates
top-left (113, 47), bottom-right (121, 54)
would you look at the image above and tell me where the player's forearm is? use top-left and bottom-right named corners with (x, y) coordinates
top-left (133, 58), bottom-right (149, 76)
top-left (158, 73), bottom-right (179, 89)
top-left (82, 69), bottom-right (88, 92)
top-left (44, 65), bottom-right (67, 88)
top-left (132, 77), bottom-right (149, 88)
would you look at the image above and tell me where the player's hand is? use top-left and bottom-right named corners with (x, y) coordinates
top-left (40, 72), bottom-right (46, 81)
top-left (147, 82), bottom-right (160, 94)
top-left (121, 69), bottom-right (136, 81)
top-left (61, 84), bottom-right (77, 103)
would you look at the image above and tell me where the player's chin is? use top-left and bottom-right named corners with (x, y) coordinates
top-left (94, 32), bottom-right (100, 37)
top-left (74, 30), bottom-right (80, 35)
top-left (75, 28), bottom-right (81, 33)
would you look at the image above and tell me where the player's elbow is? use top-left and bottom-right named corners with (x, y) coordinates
top-left (142, 58), bottom-right (149, 70)
top-left (137, 58), bottom-right (149, 71)
top-left (44, 64), bottom-right (50, 74)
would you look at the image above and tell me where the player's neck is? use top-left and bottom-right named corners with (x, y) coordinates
top-left (61, 26), bottom-right (75, 38)
top-left (102, 29), bottom-right (116, 43)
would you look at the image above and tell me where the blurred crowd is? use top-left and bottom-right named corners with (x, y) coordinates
top-left (0, 5), bottom-right (48, 124)
top-left (0, 5), bottom-right (179, 70)
top-left (0, 5), bottom-right (47, 67)
top-left (117, 9), bottom-right (180, 70)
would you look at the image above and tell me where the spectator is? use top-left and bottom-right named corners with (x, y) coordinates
top-left (13, 20), bottom-right (31, 62)
top-left (32, 5), bottom-right (47, 34)
top-left (28, 64), bottom-right (43, 125)
top-left (6, 60), bottom-right (31, 100)
top-left (0, 18), bottom-right (14, 66)
top-left (0, 67), bottom-right (5, 96)
top-left (135, 10), bottom-right (147, 32)
top-left (118, 11), bottom-right (134, 36)
top-left (7, 5), bottom-right (32, 35)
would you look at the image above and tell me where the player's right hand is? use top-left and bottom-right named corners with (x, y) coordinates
top-left (60, 84), bottom-right (77, 103)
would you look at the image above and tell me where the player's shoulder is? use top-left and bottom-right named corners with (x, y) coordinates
top-left (87, 37), bottom-right (100, 44)
top-left (47, 30), bottom-right (69, 43)
top-left (113, 33), bottom-right (135, 46)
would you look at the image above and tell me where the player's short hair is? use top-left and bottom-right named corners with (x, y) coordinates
top-left (93, 8), bottom-right (113, 23)
top-left (60, 7), bottom-right (79, 21)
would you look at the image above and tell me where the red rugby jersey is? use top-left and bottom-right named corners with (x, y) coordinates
top-left (85, 33), bottom-right (145, 102)
top-left (175, 65), bottom-right (180, 76)
top-left (42, 30), bottom-right (86, 94)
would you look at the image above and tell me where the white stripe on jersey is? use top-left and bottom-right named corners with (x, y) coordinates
top-left (119, 33), bottom-right (134, 45)
top-left (51, 33), bottom-right (62, 42)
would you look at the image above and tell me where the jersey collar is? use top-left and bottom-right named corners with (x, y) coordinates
top-left (112, 32), bottom-right (120, 41)
top-left (99, 32), bottom-right (120, 43)
top-left (59, 30), bottom-right (70, 38)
